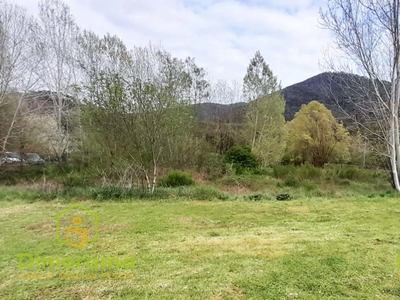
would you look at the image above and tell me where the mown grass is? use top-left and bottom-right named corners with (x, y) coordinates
top-left (0, 197), bottom-right (399, 299)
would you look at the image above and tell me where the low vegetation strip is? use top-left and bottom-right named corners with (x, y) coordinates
top-left (0, 198), bottom-right (399, 299)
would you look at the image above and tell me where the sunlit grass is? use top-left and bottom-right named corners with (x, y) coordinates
top-left (0, 197), bottom-right (399, 299)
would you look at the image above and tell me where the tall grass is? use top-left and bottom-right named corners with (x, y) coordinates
top-left (272, 164), bottom-right (387, 182)
top-left (0, 184), bottom-right (230, 202)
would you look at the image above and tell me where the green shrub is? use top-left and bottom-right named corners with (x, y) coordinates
top-left (224, 146), bottom-right (258, 174)
top-left (158, 171), bottom-right (195, 187)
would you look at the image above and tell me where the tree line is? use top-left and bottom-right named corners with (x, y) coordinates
top-left (0, 0), bottom-right (396, 191)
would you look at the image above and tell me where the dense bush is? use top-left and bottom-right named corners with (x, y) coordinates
top-left (158, 171), bottom-right (195, 187)
top-left (224, 146), bottom-right (258, 174)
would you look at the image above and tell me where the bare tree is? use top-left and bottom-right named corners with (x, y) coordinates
top-left (80, 39), bottom-right (197, 191)
top-left (0, 1), bottom-right (41, 162)
top-left (184, 57), bottom-right (210, 105)
top-left (320, 0), bottom-right (400, 190)
top-left (204, 80), bottom-right (244, 154)
top-left (34, 0), bottom-right (80, 161)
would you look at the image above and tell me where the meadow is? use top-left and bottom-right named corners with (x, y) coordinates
top-left (1, 194), bottom-right (400, 299)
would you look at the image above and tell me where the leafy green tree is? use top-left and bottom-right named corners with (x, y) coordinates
top-left (243, 51), bottom-right (280, 103)
top-left (286, 101), bottom-right (350, 167)
top-left (243, 51), bottom-right (286, 166)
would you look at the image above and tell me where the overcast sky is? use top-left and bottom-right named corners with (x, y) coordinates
top-left (10, 0), bottom-right (332, 88)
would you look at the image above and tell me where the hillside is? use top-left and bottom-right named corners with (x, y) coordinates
top-left (21, 73), bottom-right (380, 124)
top-left (195, 72), bottom-right (381, 122)
top-left (282, 72), bottom-right (380, 121)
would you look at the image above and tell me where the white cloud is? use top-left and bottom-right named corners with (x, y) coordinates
top-left (8, 0), bottom-right (332, 87)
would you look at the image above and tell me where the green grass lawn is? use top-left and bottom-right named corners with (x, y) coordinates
top-left (0, 197), bottom-right (399, 299)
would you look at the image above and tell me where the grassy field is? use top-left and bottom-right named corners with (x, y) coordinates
top-left (0, 197), bottom-right (400, 299)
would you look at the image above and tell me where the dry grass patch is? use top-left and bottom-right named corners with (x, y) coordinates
top-left (287, 206), bottom-right (310, 214)
top-left (0, 205), bottom-right (33, 217)
top-left (172, 234), bottom-right (288, 259)
top-left (98, 224), bottom-right (131, 234)
top-left (209, 285), bottom-right (245, 300)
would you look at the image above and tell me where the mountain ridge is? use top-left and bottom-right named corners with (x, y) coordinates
top-left (195, 72), bottom-right (377, 123)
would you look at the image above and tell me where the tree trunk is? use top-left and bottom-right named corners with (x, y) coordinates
top-left (144, 171), bottom-right (151, 191)
top-left (390, 95), bottom-right (400, 191)
top-left (251, 101), bottom-right (259, 150)
top-left (151, 162), bottom-right (157, 193)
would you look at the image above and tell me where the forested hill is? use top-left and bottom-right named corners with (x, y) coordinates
top-left (195, 72), bottom-right (376, 122)
top-left (282, 72), bottom-right (376, 121)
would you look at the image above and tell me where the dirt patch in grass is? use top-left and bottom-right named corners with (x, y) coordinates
top-left (28, 221), bottom-right (53, 231)
top-left (177, 216), bottom-right (227, 230)
top-left (178, 216), bottom-right (193, 223)
top-left (210, 285), bottom-right (245, 299)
